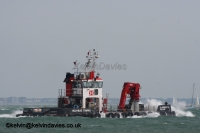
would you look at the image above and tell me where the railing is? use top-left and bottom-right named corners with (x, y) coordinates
top-left (58, 89), bottom-right (82, 97)
top-left (58, 89), bottom-right (66, 97)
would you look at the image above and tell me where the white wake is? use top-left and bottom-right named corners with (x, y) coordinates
top-left (0, 110), bottom-right (23, 118)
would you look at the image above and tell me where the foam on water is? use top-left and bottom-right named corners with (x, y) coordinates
top-left (171, 100), bottom-right (195, 117)
top-left (127, 115), bottom-right (143, 118)
top-left (1, 107), bottom-right (9, 110)
top-left (0, 110), bottom-right (23, 118)
top-left (100, 112), bottom-right (106, 118)
top-left (171, 106), bottom-right (195, 117)
top-left (146, 112), bottom-right (160, 118)
top-left (145, 99), bottom-right (163, 112)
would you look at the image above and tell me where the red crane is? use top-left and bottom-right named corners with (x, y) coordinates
top-left (118, 82), bottom-right (140, 110)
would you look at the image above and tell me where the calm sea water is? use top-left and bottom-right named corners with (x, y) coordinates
top-left (0, 105), bottom-right (200, 133)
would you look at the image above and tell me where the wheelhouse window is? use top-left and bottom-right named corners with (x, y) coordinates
top-left (72, 81), bottom-right (82, 88)
top-left (93, 82), bottom-right (99, 88)
top-left (99, 81), bottom-right (103, 88)
top-left (72, 81), bottom-right (77, 88)
top-left (82, 81), bottom-right (103, 88)
top-left (87, 81), bottom-right (93, 88)
top-left (82, 81), bottom-right (87, 88)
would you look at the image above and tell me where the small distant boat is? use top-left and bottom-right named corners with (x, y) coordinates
top-left (185, 83), bottom-right (195, 109)
top-left (195, 94), bottom-right (200, 109)
top-left (172, 96), bottom-right (178, 106)
top-left (185, 83), bottom-right (199, 109)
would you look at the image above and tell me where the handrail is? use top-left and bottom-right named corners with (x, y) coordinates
top-left (58, 89), bottom-right (82, 97)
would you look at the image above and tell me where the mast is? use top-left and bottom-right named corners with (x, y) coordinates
top-left (191, 83), bottom-right (195, 106)
top-left (85, 49), bottom-right (99, 72)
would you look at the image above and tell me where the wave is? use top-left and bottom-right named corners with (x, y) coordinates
top-left (0, 106), bottom-right (10, 110)
top-left (146, 112), bottom-right (160, 118)
top-left (0, 110), bottom-right (23, 118)
top-left (171, 106), bottom-right (195, 117)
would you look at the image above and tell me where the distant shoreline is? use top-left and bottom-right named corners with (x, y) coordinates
top-left (0, 97), bottom-right (195, 105)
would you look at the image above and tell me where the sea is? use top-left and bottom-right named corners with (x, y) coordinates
top-left (0, 99), bottom-right (200, 133)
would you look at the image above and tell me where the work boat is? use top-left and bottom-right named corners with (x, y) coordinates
top-left (16, 49), bottom-right (175, 118)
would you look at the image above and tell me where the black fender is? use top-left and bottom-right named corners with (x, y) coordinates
top-left (133, 112), bottom-right (140, 116)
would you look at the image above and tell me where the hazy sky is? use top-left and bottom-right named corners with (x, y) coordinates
top-left (0, 1), bottom-right (200, 98)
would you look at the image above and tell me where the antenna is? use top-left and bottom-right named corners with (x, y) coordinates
top-left (73, 60), bottom-right (79, 76)
top-left (85, 49), bottom-right (99, 72)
